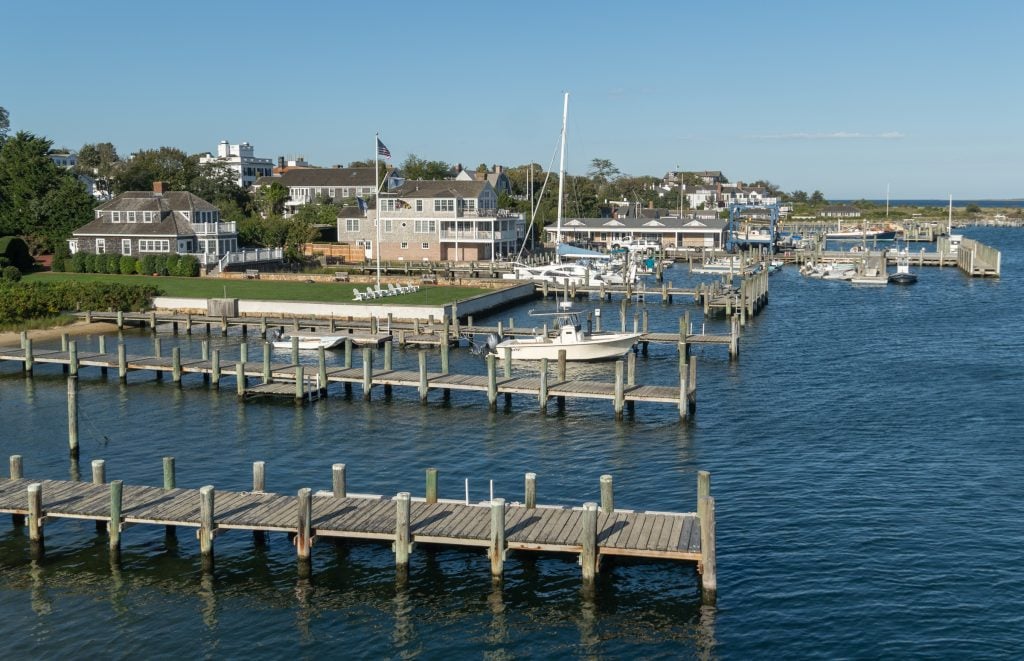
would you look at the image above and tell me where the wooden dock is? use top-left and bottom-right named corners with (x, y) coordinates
top-left (1, 457), bottom-right (718, 603)
top-left (0, 337), bottom-right (700, 420)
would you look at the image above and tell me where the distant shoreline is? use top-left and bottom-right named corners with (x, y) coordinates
top-left (833, 199), bottom-right (1023, 207)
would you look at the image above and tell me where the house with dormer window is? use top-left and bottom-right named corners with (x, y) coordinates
top-left (69, 181), bottom-right (238, 260)
top-left (337, 179), bottom-right (525, 262)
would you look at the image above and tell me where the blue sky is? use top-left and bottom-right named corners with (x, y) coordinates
top-left (3, 0), bottom-right (1020, 198)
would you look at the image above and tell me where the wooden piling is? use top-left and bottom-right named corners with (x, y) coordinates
top-left (600, 475), bottom-right (614, 513)
top-left (253, 461), bottom-right (266, 492)
top-left (426, 468), bottom-right (438, 503)
top-left (67, 376), bottom-right (79, 459)
top-left (118, 343), bottom-right (126, 382)
top-left (172, 347), bottom-right (182, 383)
top-left (333, 463), bottom-right (347, 497)
top-left (240, 341), bottom-right (248, 365)
top-left (263, 342), bottom-right (271, 383)
top-left (489, 498), bottom-right (506, 578)
top-left (344, 338), bottom-right (353, 369)
top-left (362, 347), bottom-right (373, 400)
top-left (236, 362), bottom-right (245, 397)
top-left (538, 357), bottom-right (549, 410)
top-left (524, 472), bottom-right (536, 508)
top-left (211, 349), bottom-right (221, 387)
top-left (486, 353), bottom-right (497, 410)
top-left (318, 347), bottom-right (327, 394)
top-left (24, 338), bottom-right (33, 375)
top-left (296, 487), bottom-right (313, 561)
top-left (394, 492), bottom-right (412, 568)
top-left (27, 483), bottom-right (43, 549)
top-left (418, 350), bottom-right (428, 403)
top-left (10, 455), bottom-right (23, 479)
top-left (699, 495), bottom-right (717, 604)
top-left (109, 480), bottom-right (123, 558)
top-left (92, 459), bottom-right (106, 532)
top-left (291, 336), bottom-right (299, 366)
top-left (198, 485), bottom-right (216, 565)
top-left (68, 340), bottom-right (78, 376)
top-left (580, 502), bottom-right (598, 582)
top-left (295, 364), bottom-right (305, 401)
top-left (614, 360), bottom-right (625, 420)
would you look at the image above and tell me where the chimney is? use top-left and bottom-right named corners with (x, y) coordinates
top-left (153, 181), bottom-right (167, 195)
top-left (455, 163), bottom-right (463, 173)
top-left (278, 156), bottom-right (285, 168)
top-left (494, 164), bottom-right (503, 174)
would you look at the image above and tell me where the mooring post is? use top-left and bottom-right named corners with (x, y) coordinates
top-left (620, 298), bottom-right (627, 333)
top-left (24, 338), bottom-right (34, 375)
top-left (295, 364), bottom-right (305, 401)
top-left (538, 357), bottom-right (549, 411)
top-left (486, 353), bottom-right (497, 410)
top-left (426, 468), bottom-right (438, 503)
top-left (614, 360), bottom-right (625, 420)
top-left (67, 376), bottom-right (79, 459)
top-left (252, 461), bottom-right (265, 492)
top-left (291, 336), bottom-right (299, 366)
top-left (580, 502), bottom-right (598, 582)
top-left (418, 350), bottom-right (428, 404)
top-left (259, 316), bottom-right (267, 339)
top-left (697, 470), bottom-right (711, 506)
top-left (211, 349), bottom-right (221, 387)
top-left (10, 455), bottom-right (23, 479)
top-left (186, 312), bottom-right (193, 335)
top-left (116, 310), bottom-right (124, 330)
top-left (149, 310), bottom-right (157, 331)
top-left (200, 339), bottom-right (209, 362)
top-left (440, 323), bottom-right (450, 375)
top-left (109, 480), bottom-right (123, 559)
top-left (162, 456), bottom-right (175, 540)
top-left (118, 342), bottom-right (127, 382)
top-left (199, 485), bottom-right (216, 567)
top-left (333, 463), bottom-right (347, 498)
top-left (27, 483), bottom-right (44, 553)
top-left (172, 347), bottom-right (181, 383)
top-left (679, 355), bottom-right (690, 420)
top-left (489, 498), bottom-right (506, 579)
top-left (68, 340), bottom-right (78, 376)
top-left (600, 475), bottom-right (614, 513)
top-left (263, 342), bottom-right (271, 383)
top-left (154, 336), bottom-right (161, 358)
top-left (394, 492), bottom-right (412, 569)
top-left (525, 472), bottom-right (536, 508)
top-left (699, 495), bottom-right (717, 605)
top-left (236, 362), bottom-right (246, 397)
top-left (296, 487), bottom-right (313, 562)
top-left (688, 356), bottom-right (698, 414)
top-left (344, 338), bottom-right (353, 369)
top-left (91, 459), bottom-right (107, 532)
top-left (240, 341), bottom-right (248, 366)
top-left (730, 314), bottom-right (740, 359)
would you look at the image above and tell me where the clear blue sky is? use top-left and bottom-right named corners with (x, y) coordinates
top-left (3, 0), bottom-right (1021, 198)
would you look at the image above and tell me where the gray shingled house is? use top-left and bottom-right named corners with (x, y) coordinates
top-left (70, 182), bottom-right (238, 260)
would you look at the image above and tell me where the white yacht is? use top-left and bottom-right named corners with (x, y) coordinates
top-left (493, 309), bottom-right (640, 361)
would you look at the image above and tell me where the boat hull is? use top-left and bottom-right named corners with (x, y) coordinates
top-left (888, 273), bottom-right (918, 285)
top-left (494, 333), bottom-right (640, 361)
top-left (271, 334), bottom-right (347, 350)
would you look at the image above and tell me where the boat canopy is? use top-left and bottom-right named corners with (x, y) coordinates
top-left (557, 243), bottom-right (610, 260)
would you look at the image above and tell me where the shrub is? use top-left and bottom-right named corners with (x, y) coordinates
top-left (138, 254), bottom-right (157, 275)
top-left (119, 255), bottom-right (138, 275)
top-left (176, 254), bottom-right (199, 277)
top-left (0, 237), bottom-right (33, 271)
top-left (165, 253), bottom-right (180, 276)
top-left (153, 254), bottom-right (168, 275)
top-left (51, 243), bottom-right (71, 273)
top-left (69, 252), bottom-right (88, 273)
top-left (105, 253), bottom-right (122, 274)
top-left (1, 266), bottom-right (21, 282)
top-left (84, 253), bottom-right (100, 273)
top-left (0, 280), bottom-right (162, 323)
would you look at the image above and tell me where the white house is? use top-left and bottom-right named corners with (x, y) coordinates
top-left (199, 141), bottom-right (274, 187)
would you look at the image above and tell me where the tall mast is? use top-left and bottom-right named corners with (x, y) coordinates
top-left (375, 132), bottom-right (381, 289)
top-left (886, 183), bottom-right (890, 220)
top-left (556, 92), bottom-right (568, 263)
top-left (948, 194), bottom-right (953, 234)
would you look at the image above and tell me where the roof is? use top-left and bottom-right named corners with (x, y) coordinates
top-left (72, 213), bottom-right (191, 238)
top-left (97, 191), bottom-right (218, 212)
top-left (254, 167), bottom-right (378, 188)
top-left (545, 216), bottom-right (727, 231)
top-left (388, 180), bottom-right (491, 198)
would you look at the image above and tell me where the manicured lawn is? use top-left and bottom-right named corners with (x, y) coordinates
top-left (26, 273), bottom-right (490, 305)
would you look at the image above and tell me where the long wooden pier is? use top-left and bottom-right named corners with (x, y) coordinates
top-left (0, 336), bottom-right (700, 420)
top-left (1, 457), bottom-right (718, 603)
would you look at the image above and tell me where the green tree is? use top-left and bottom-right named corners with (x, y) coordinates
top-left (588, 158), bottom-right (620, 184)
top-left (810, 190), bottom-right (827, 205)
top-left (255, 181), bottom-right (289, 216)
top-left (789, 190), bottom-right (809, 203)
top-left (400, 153), bottom-right (452, 180)
top-left (112, 146), bottom-right (191, 193)
top-left (0, 106), bottom-right (9, 146)
top-left (35, 175), bottom-right (95, 252)
top-left (965, 203), bottom-right (981, 214)
top-left (75, 142), bottom-right (119, 177)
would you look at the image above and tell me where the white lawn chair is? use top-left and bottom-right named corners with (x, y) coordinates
top-left (387, 283), bottom-right (401, 296)
top-left (353, 289), bottom-right (366, 302)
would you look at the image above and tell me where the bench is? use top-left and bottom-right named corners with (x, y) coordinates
top-left (244, 269), bottom-right (260, 280)
top-left (421, 273), bottom-right (437, 284)
top-left (333, 271), bottom-right (350, 282)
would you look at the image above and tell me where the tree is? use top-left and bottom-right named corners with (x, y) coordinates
top-left (400, 153), bottom-right (452, 180)
top-left (965, 203), bottom-right (981, 214)
top-left (75, 142), bottom-right (119, 178)
top-left (588, 158), bottom-right (620, 184)
top-left (810, 190), bottom-right (827, 205)
top-left (0, 106), bottom-right (9, 146)
top-left (789, 190), bottom-right (809, 203)
top-left (256, 181), bottom-right (289, 216)
top-left (111, 147), bottom-right (191, 193)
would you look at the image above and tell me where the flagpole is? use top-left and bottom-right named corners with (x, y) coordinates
top-left (375, 132), bottom-right (381, 289)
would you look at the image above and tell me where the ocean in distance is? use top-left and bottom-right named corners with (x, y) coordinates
top-left (834, 199), bottom-right (1024, 208)
top-left (1, 227), bottom-right (1022, 658)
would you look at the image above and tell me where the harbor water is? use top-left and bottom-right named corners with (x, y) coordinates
top-left (1, 227), bottom-right (1022, 658)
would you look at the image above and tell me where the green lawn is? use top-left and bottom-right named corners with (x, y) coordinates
top-left (26, 273), bottom-right (490, 305)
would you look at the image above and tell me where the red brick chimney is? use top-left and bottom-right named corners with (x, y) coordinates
top-left (153, 181), bottom-right (167, 195)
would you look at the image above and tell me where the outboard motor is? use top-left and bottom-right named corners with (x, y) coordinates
top-left (485, 333), bottom-right (503, 353)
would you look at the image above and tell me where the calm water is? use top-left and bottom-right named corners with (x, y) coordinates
top-left (2, 227), bottom-right (1022, 658)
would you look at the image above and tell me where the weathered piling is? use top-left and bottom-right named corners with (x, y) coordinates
top-left (600, 474), bottom-right (614, 513)
top-left (699, 495), bottom-right (717, 604)
top-left (362, 347), bottom-right (373, 400)
top-left (525, 472), bottom-right (536, 508)
top-left (425, 468), bottom-right (438, 503)
top-left (332, 463), bottom-right (347, 497)
top-left (117, 343), bottom-right (127, 382)
top-left (394, 492), bottom-right (412, 569)
top-left (614, 360), bottom-right (625, 419)
top-left (67, 376), bottom-right (79, 459)
top-left (27, 483), bottom-right (43, 555)
top-left (486, 353), bottom-right (498, 410)
top-left (580, 502), bottom-right (599, 582)
top-left (109, 480), bottom-right (123, 559)
top-left (489, 498), bottom-right (506, 578)
top-left (296, 488), bottom-right (313, 565)
top-left (198, 485), bottom-right (216, 568)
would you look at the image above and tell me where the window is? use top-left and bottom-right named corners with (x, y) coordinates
top-left (383, 219), bottom-right (393, 233)
top-left (143, 211), bottom-right (155, 223)
top-left (68, 240), bottom-right (78, 254)
top-left (96, 238), bottom-right (106, 253)
top-left (95, 210), bottom-right (102, 219)
top-left (415, 200), bottom-right (423, 211)
top-left (111, 211), bottom-right (121, 223)
top-left (127, 211), bottom-right (137, 223)
top-left (400, 242), bottom-right (408, 249)
top-left (181, 211), bottom-right (190, 220)
top-left (380, 199), bottom-right (398, 212)
top-left (139, 239), bottom-right (170, 252)
top-left (434, 199), bottom-right (454, 212)
top-left (421, 242), bottom-right (430, 249)
top-left (345, 218), bottom-right (360, 232)
top-left (122, 239), bottom-right (132, 255)
top-left (464, 199), bottom-right (476, 211)
top-left (414, 220), bottom-right (436, 233)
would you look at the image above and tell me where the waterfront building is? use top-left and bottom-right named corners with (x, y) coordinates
top-left (819, 204), bottom-right (862, 219)
top-left (255, 167), bottom-right (403, 216)
top-left (544, 213), bottom-right (727, 251)
top-left (452, 163), bottom-right (514, 196)
top-left (337, 179), bottom-right (525, 261)
top-left (69, 181), bottom-right (238, 259)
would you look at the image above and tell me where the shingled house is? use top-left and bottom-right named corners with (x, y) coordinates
top-left (69, 182), bottom-right (238, 259)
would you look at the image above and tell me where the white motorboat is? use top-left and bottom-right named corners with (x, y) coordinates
top-left (502, 262), bottom-right (608, 286)
top-left (493, 309), bottom-right (640, 361)
top-left (888, 247), bottom-right (918, 285)
top-left (270, 330), bottom-right (346, 350)
top-left (691, 256), bottom-right (748, 274)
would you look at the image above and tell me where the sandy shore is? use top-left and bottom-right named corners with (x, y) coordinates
top-left (0, 321), bottom-right (121, 349)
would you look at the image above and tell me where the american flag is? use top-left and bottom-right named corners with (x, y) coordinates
top-left (376, 138), bottom-right (391, 159)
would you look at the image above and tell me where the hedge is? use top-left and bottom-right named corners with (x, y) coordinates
top-left (62, 253), bottom-right (199, 277)
top-left (0, 281), bottom-right (162, 323)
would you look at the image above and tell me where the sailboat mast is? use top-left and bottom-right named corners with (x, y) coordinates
top-left (556, 92), bottom-right (569, 263)
top-left (948, 194), bottom-right (953, 234)
top-left (886, 183), bottom-right (890, 220)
